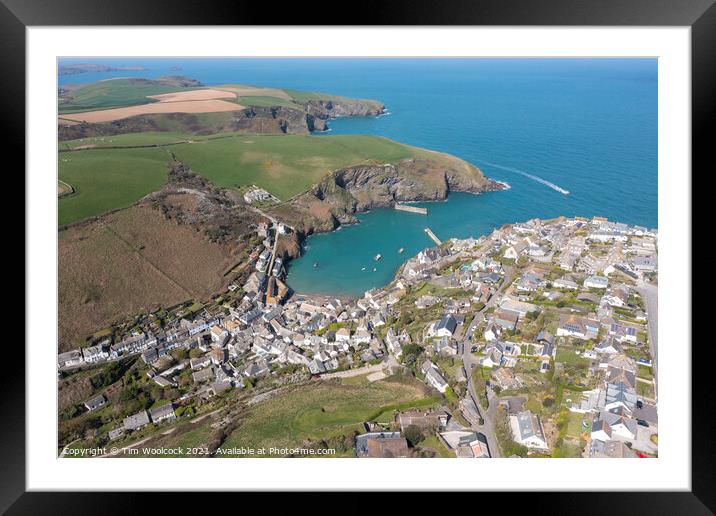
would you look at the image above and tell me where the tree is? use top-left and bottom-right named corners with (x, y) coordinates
top-left (403, 425), bottom-right (424, 447)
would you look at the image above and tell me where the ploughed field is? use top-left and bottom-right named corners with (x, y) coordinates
top-left (58, 89), bottom-right (245, 125)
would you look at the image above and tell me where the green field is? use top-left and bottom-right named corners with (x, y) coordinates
top-left (58, 132), bottom-right (467, 225)
top-left (219, 378), bottom-right (431, 456)
top-left (59, 147), bottom-right (170, 226)
top-left (165, 134), bottom-right (423, 200)
top-left (58, 79), bottom-right (192, 114)
top-left (236, 95), bottom-right (303, 109)
top-left (59, 131), bottom-right (220, 150)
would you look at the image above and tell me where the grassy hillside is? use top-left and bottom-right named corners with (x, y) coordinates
top-left (58, 133), bottom-right (479, 225)
top-left (58, 79), bottom-right (193, 114)
top-left (59, 147), bottom-right (170, 226)
top-left (171, 134), bottom-right (419, 200)
top-left (219, 378), bottom-right (433, 456)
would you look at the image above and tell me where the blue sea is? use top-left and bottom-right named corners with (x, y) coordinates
top-left (59, 58), bottom-right (657, 297)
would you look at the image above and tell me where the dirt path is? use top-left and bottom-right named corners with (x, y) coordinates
top-left (320, 362), bottom-right (387, 380)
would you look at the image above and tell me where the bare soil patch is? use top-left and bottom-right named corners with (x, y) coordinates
top-left (58, 98), bottom-right (244, 125)
top-left (146, 89), bottom-right (237, 103)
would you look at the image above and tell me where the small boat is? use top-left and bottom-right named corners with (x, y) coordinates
top-left (313, 262), bottom-right (318, 268)
top-left (361, 267), bottom-right (366, 271)
top-left (372, 267), bottom-right (377, 272)
top-left (374, 253), bottom-right (382, 261)
top-left (398, 248), bottom-right (405, 254)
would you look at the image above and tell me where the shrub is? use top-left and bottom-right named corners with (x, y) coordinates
top-left (403, 425), bottom-right (425, 447)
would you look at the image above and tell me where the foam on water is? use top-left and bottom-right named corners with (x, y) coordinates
top-left (478, 160), bottom-right (570, 195)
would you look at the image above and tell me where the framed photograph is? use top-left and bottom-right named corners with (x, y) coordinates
top-left (7, 0), bottom-right (709, 511)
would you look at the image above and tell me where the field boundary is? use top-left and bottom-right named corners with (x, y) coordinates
top-left (102, 223), bottom-right (194, 299)
top-left (58, 179), bottom-right (75, 198)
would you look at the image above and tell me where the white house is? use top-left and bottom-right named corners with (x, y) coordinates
top-left (584, 275), bottom-right (609, 289)
top-left (510, 411), bottom-right (549, 451)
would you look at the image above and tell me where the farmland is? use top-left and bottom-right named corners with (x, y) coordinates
top-left (59, 134), bottom-right (434, 226)
top-left (218, 377), bottom-right (433, 456)
top-left (58, 89), bottom-right (244, 126)
top-left (170, 134), bottom-right (421, 200)
top-left (59, 147), bottom-right (170, 226)
top-left (58, 78), bottom-right (197, 114)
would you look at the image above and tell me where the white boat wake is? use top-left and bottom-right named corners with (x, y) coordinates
top-left (479, 160), bottom-right (570, 195)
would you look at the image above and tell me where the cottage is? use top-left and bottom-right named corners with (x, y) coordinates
top-left (82, 343), bottom-right (109, 363)
top-left (335, 327), bottom-right (352, 342)
top-left (589, 439), bottom-right (637, 458)
top-left (108, 427), bottom-right (124, 441)
top-left (84, 394), bottom-right (107, 412)
top-left (584, 275), bottom-right (609, 289)
top-left (556, 315), bottom-right (599, 340)
top-left (192, 366), bottom-right (216, 383)
top-left (123, 410), bottom-right (151, 432)
top-left (355, 432), bottom-right (410, 458)
top-left (536, 331), bottom-right (555, 346)
top-left (492, 368), bottom-right (522, 390)
top-left (58, 350), bottom-right (84, 368)
top-left (190, 356), bottom-right (212, 370)
top-left (553, 277), bottom-right (579, 290)
top-left (432, 314), bottom-right (458, 337)
top-left (149, 403), bottom-right (176, 424)
top-left (510, 411), bottom-right (549, 451)
top-left (397, 410), bottom-right (449, 431)
top-left (493, 310), bottom-right (518, 331)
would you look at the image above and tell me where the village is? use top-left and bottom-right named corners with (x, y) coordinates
top-left (59, 215), bottom-right (658, 459)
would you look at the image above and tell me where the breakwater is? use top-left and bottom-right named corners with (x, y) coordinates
top-left (395, 203), bottom-right (428, 215)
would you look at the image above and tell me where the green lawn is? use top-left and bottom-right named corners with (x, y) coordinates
top-left (219, 378), bottom-right (432, 456)
top-left (637, 381), bottom-right (655, 399)
top-left (419, 435), bottom-right (454, 458)
top-left (637, 364), bottom-right (654, 381)
top-left (58, 147), bottom-right (170, 226)
top-left (555, 348), bottom-right (590, 367)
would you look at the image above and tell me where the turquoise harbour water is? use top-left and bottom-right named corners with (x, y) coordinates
top-left (59, 58), bottom-right (658, 297)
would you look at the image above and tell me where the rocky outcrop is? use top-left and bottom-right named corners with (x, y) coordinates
top-left (273, 157), bottom-right (504, 237)
top-left (300, 98), bottom-right (385, 120)
top-left (58, 99), bottom-right (379, 140)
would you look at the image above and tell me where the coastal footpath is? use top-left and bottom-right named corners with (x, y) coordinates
top-left (59, 216), bottom-right (658, 459)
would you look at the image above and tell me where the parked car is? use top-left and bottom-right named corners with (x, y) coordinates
top-left (637, 419), bottom-right (649, 427)
top-left (470, 346), bottom-right (477, 353)
top-left (636, 400), bottom-right (643, 409)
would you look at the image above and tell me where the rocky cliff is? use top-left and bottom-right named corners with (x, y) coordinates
top-left (270, 156), bottom-right (504, 254)
top-left (300, 98), bottom-right (385, 119)
top-left (58, 96), bottom-right (384, 141)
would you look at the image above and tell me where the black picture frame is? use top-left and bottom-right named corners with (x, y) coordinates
top-left (4, 0), bottom-right (707, 512)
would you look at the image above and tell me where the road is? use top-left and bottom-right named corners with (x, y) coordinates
top-left (459, 265), bottom-right (516, 458)
top-left (637, 281), bottom-right (658, 399)
top-left (464, 265), bottom-right (516, 342)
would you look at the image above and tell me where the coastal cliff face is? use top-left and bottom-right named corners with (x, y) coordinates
top-left (271, 157), bottom-right (503, 255)
top-left (58, 98), bottom-right (384, 141)
top-left (301, 98), bottom-right (385, 119)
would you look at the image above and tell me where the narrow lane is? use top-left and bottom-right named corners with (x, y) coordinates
top-left (637, 281), bottom-right (658, 399)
